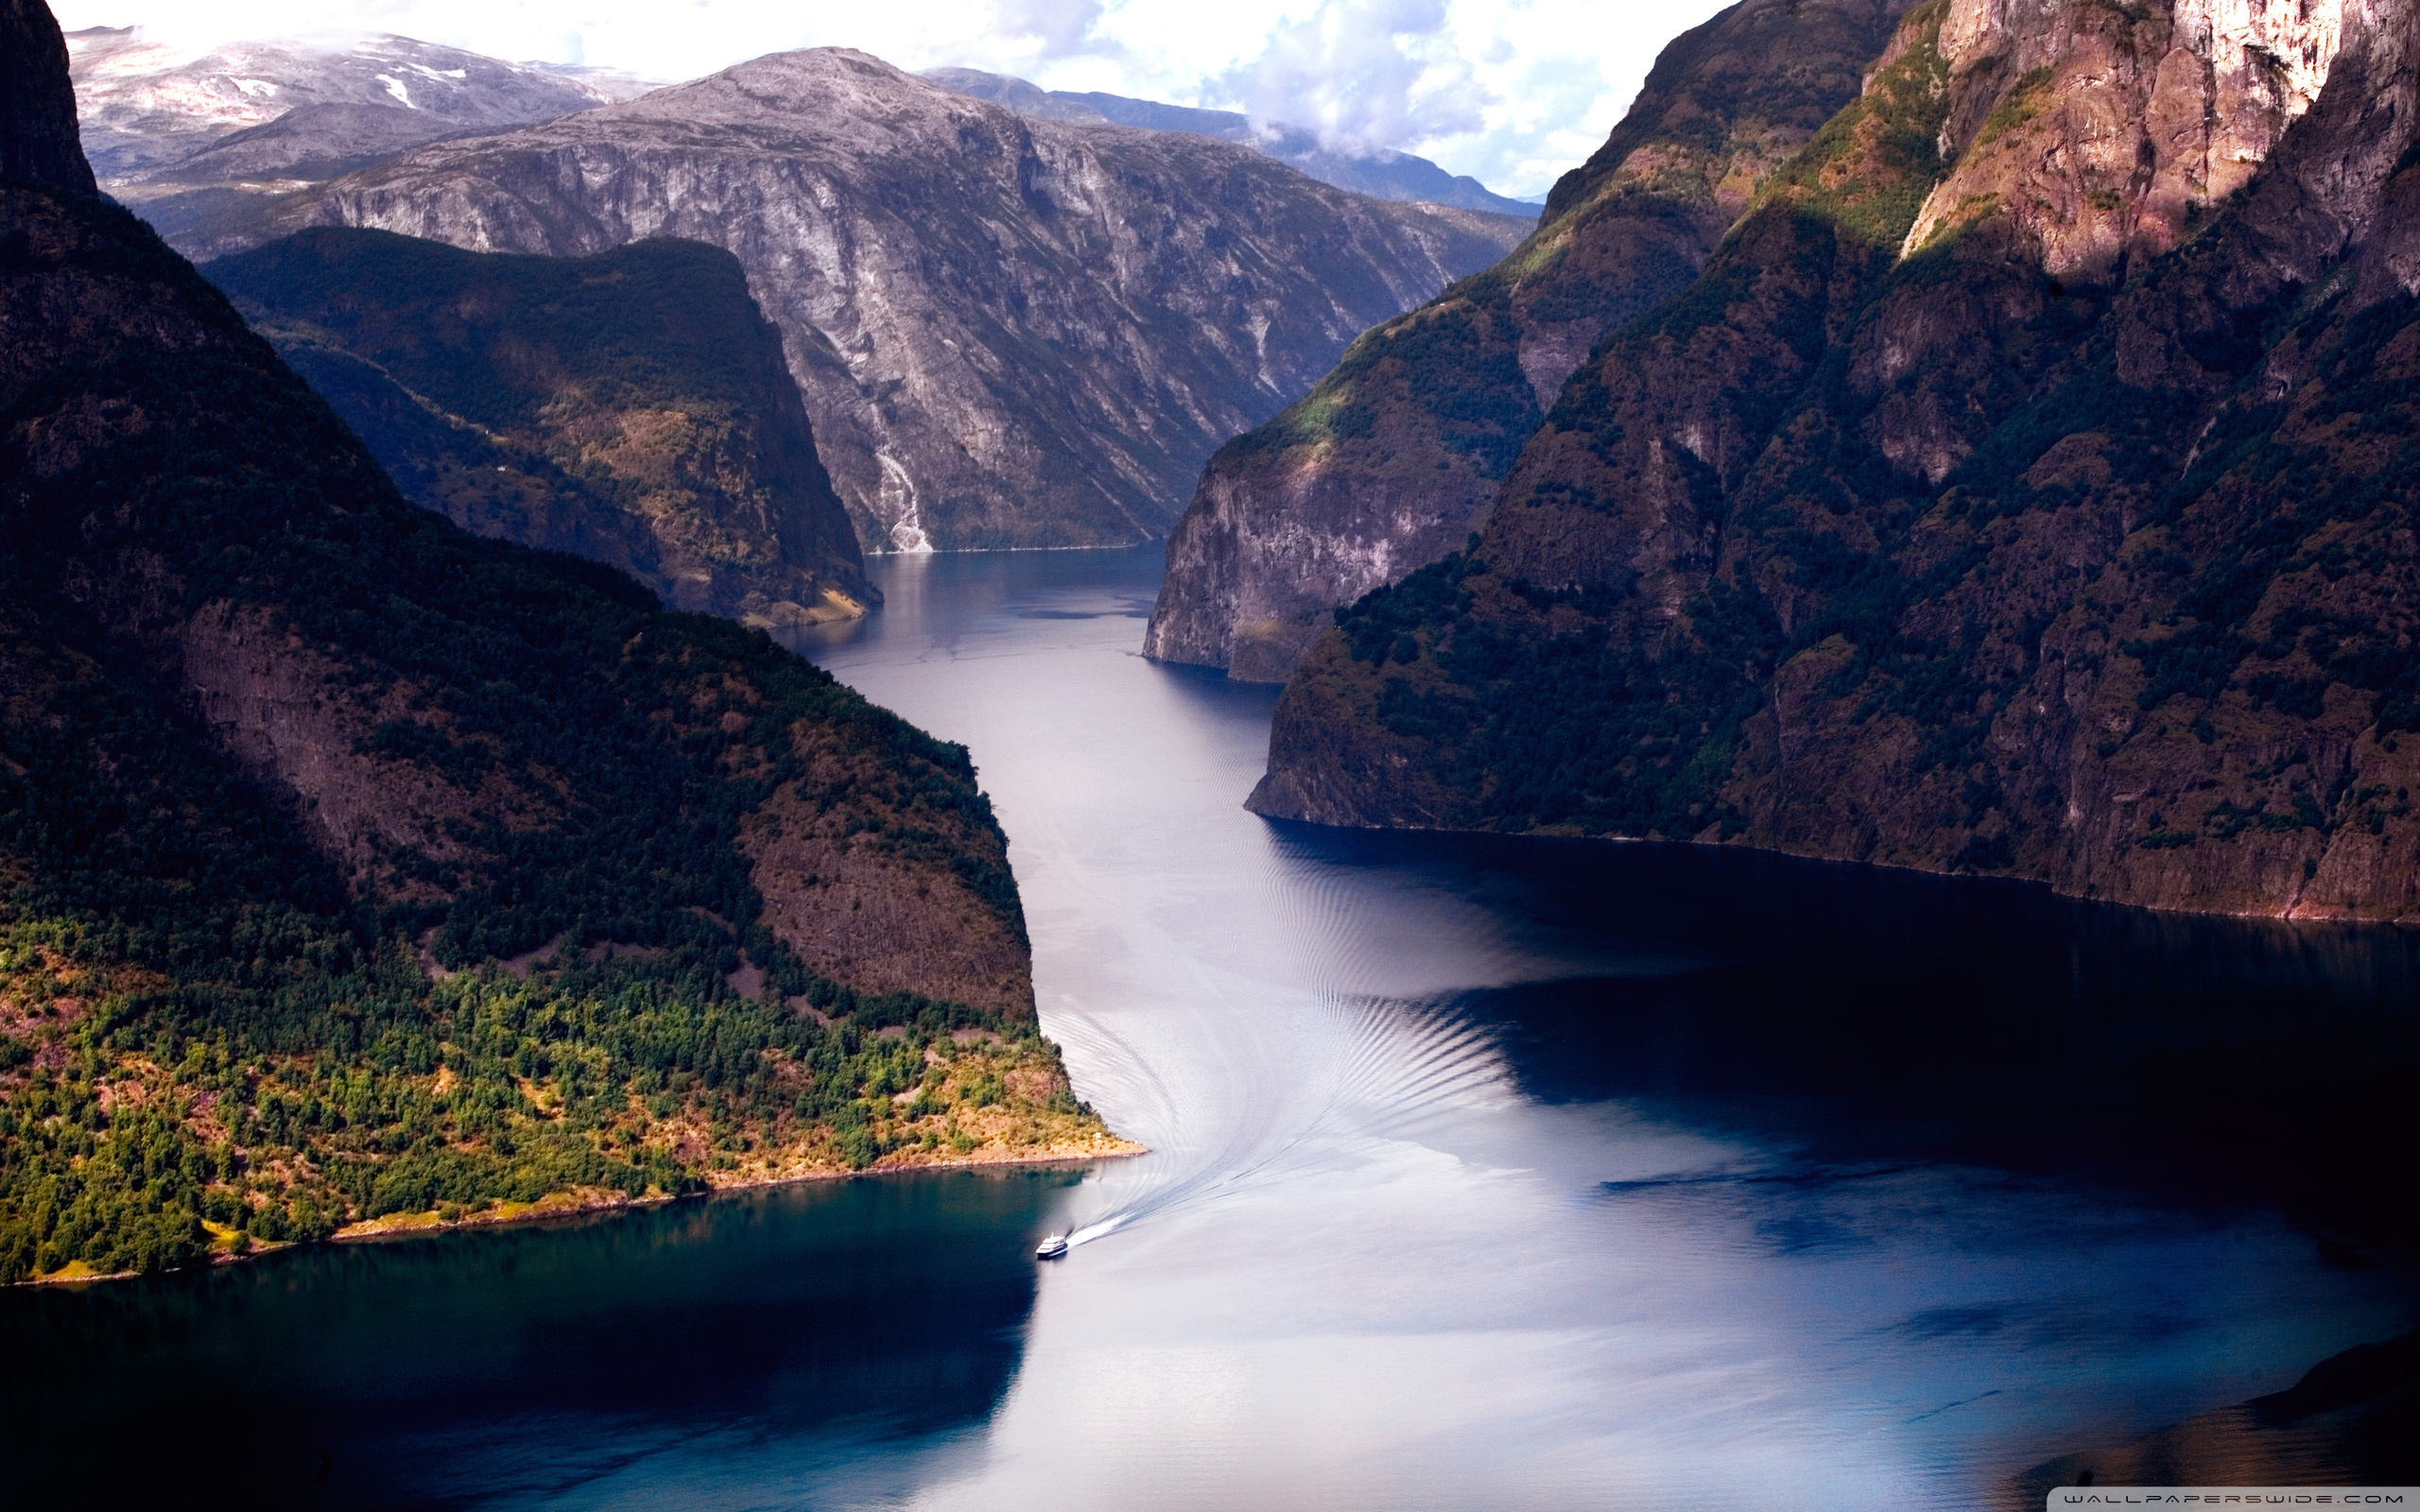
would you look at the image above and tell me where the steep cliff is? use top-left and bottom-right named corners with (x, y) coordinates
top-left (0, 2), bottom-right (1123, 1285)
top-left (1145, 0), bottom-right (1922, 681)
top-left (207, 227), bottom-right (872, 628)
top-left (922, 66), bottom-right (1540, 217)
top-left (216, 48), bottom-right (1532, 553)
top-left (1251, 0), bottom-right (2420, 922)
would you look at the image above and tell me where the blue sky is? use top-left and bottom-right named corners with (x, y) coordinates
top-left (53, 0), bottom-right (1727, 198)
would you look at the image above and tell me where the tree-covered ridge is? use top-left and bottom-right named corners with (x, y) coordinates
top-left (0, 914), bottom-right (1099, 1282)
top-left (205, 228), bottom-right (871, 630)
top-left (0, 173), bottom-right (1117, 1284)
top-left (1255, 0), bottom-right (2420, 920)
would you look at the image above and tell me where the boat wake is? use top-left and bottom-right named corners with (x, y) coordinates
top-left (1057, 992), bottom-right (1506, 1247)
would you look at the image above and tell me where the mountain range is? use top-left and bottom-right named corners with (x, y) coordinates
top-left (65, 27), bottom-right (633, 245)
top-left (1236, 0), bottom-right (2420, 922)
top-left (210, 48), bottom-right (1530, 552)
top-left (0, 0), bottom-right (1123, 1284)
top-left (921, 66), bottom-right (1540, 217)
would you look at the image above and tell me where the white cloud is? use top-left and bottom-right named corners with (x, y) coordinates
top-left (50, 0), bottom-right (1729, 197)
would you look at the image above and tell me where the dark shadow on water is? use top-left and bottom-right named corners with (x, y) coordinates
top-left (1145, 657), bottom-right (1287, 722)
top-left (0, 1167), bottom-right (1082, 1509)
top-left (1271, 823), bottom-right (2420, 1251)
top-left (1284, 829), bottom-right (2420, 1492)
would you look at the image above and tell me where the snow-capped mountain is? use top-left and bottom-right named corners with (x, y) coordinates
top-left (66, 27), bottom-right (643, 189)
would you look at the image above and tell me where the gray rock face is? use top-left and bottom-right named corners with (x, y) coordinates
top-left (922, 66), bottom-right (1541, 218)
top-left (228, 48), bottom-right (1532, 552)
top-left (166, 102), bottom-right (510, 182)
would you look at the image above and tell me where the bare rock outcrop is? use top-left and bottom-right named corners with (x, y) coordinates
top-left (1902, 0), bottom-right (2345, 275)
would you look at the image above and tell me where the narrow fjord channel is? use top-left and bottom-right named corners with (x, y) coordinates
top-left (9, 546), bottom-right (2414, 1508)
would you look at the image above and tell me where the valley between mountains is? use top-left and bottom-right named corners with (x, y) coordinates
top-left (198, 49), bottom-right (1531, 554)
top-left (1, 0), bottom-right (1553, 1286)
top-left (6, 0), bottom-right (2418, 1289)
top-left (3, 0), bottom-right (2415, 1497)
top-left (0, 0), bottom-right (1131, 1285)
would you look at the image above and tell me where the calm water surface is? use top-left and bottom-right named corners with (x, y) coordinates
top-left (8, 546), bottom-right (2415, 1509)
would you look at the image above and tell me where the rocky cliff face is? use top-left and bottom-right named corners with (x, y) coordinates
top-left (0, 0), bottom-right (1123, 1283)
top-left (1904, 0), bottom-right (2342, 275)
top-left (217, 48), bottom-right (1531, 553)
top-left (922, 66), bottom-right (1540, 217)
top-left (1144, 0), bottom-right (1922, 681)
top-left (206, 227), bottom-right (872, 628)
top-left (1253, 0), bottom-right (2420, 922)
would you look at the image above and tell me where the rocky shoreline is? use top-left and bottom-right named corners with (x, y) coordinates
top-left (19, 1135), bottom-right (1146, 1286)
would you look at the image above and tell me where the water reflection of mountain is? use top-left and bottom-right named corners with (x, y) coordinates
top-left (1282, 826), bottom-right (2420, 1251)
top-left (0, 1171), bottom-right (1079, 1506)
top-left (1279, 828), bottom-right (2420, 1491)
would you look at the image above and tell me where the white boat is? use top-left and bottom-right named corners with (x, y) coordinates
top-left (1034, 1233), bottom-right (1069, 1260)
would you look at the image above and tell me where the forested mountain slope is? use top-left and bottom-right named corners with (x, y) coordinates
top-left (1145, 0), bottom-right (1921, 681)
top-left (0, 0), bottom-right (1122, 1286)
top-left (208, 228), bottom-right (872, 629)
top-left (1251, 0), bottom-right (2420, 922)
top-left (209, 48), bottom-right (1532, 553)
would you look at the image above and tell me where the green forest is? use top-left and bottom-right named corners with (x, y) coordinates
top-left (0, 913), bottom-right (1088, 1282)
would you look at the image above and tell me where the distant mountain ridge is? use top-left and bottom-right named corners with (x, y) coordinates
top-left (64, 27), bottom-right (625, 242)
top-left (921, 66), bottom-right (1540, 218)
top-left (67, 26), bottom-right (629, 176)
top-left (221, 48), bottom-right (1533, 552)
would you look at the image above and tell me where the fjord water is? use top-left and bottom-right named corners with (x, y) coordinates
top-left (8, 547), bottom-right (2414, 1508)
